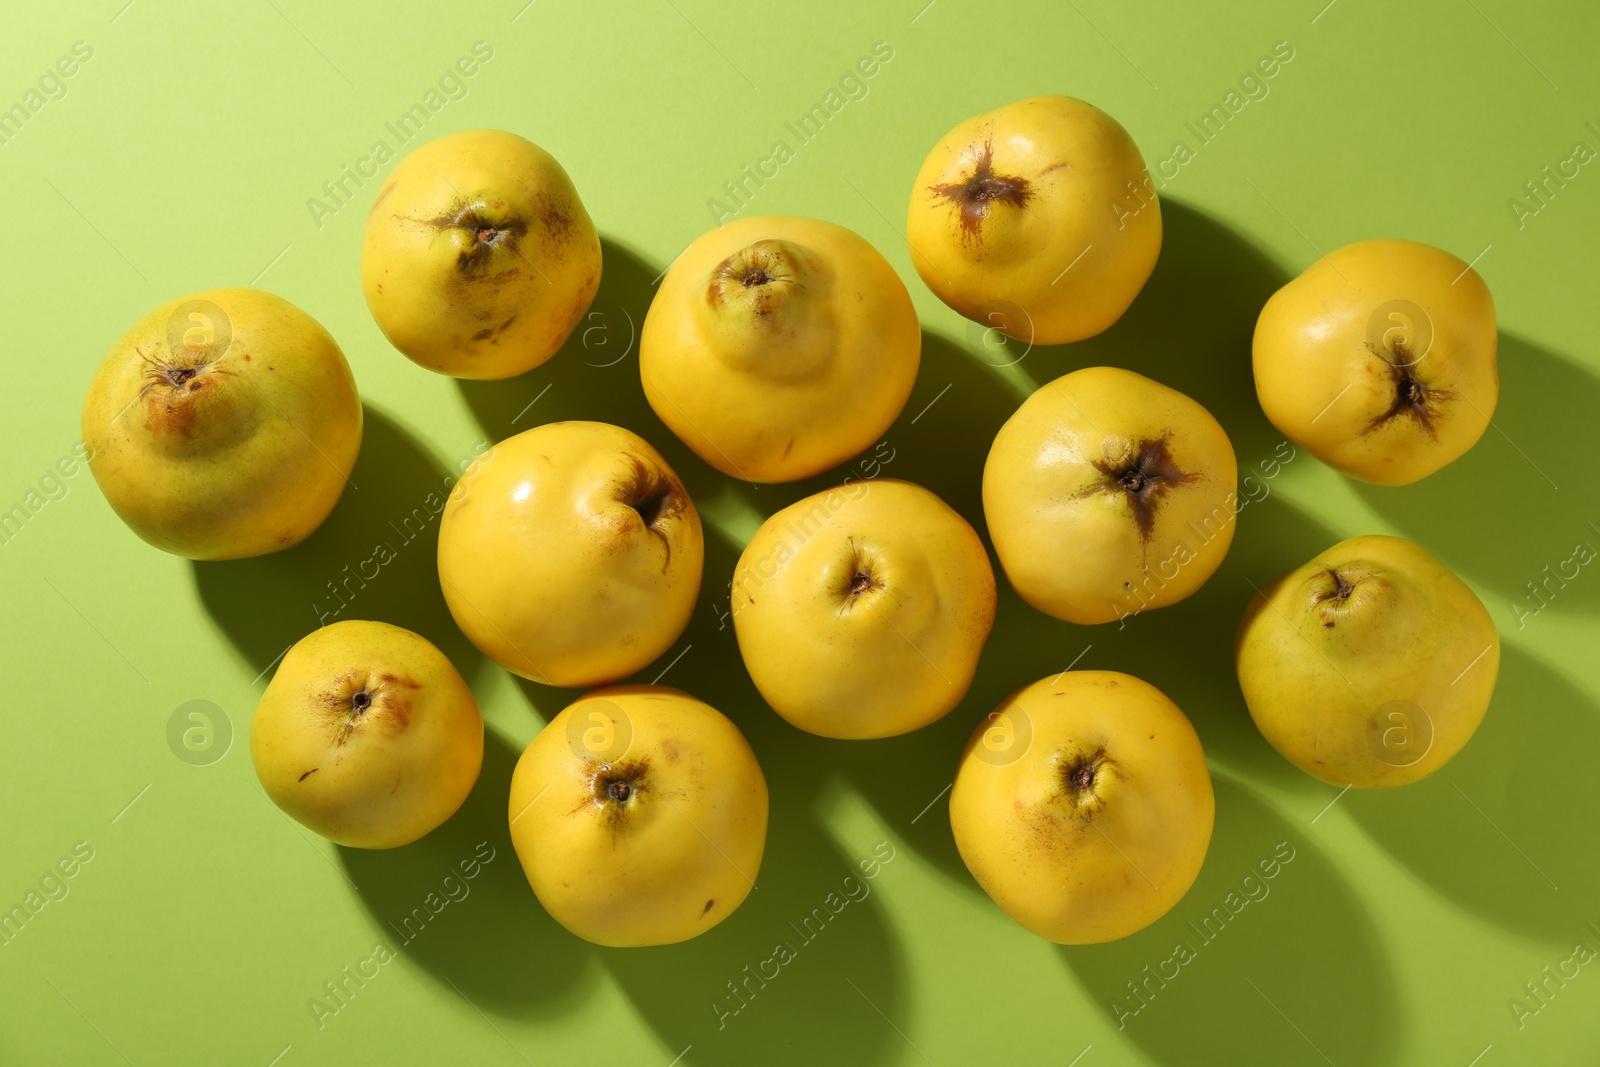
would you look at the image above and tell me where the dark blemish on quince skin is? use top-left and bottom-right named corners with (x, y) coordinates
top-left (929, 139), bottom-right (1032, 244)
top-left (1082, 436), bottom-right (1202, 543)
top-left (531, 190), bottom-right (580, 255)
top-left (143, 394), bottom-right (197, 439)
top-left (1363, 339), bottom-right (1451, 440)
top-left (1020, 747), bottom-right (1119, 850)
top-left (411, 201), bottom-right (531, 276)
top-left (709, 240), bottom-right (799, 324)
top-left (539, 201), bottom-right (572, 240)
top-left (1064, 749), bottom-right (1111, 796)
top-left (571, 756), bottom-right (656, 845)
top-left (319, 673), bottom-right (418, 745)
top-left (135, 349), bottom-right (239, 439)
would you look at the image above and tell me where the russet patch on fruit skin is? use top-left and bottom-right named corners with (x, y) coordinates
top-left (837, 537), bottom-right (885, 607)
top-left (535, 194), bottom-right (574, 244)
top-left (1083, 435), bottom-right (1204, 543)
top-left (1063, 747), bottom-right (1113, 797)
top-left (573, 756), bottom-right (651, 810)
top-left (1016, 747), bottom-right (1122, 856)
top-left (135, 347), bottom-right (235, 439)
top-left (469, 313), bottom-right (520, 342)
top-left (422, 199), bottom-right (531, 277)
top-left (708, 240), bottom-right (804, 324)
top-left (1016, 797), bottom-right (1069, 853)
top-left (929, 138), bottom-right (1032, 243)
top-left (1363, 338), bottom-right (1454, 440)
top-left (574, 755), bottom-right (680, 844)
top-left (317, 670), bottom-right (420, 745)
top-left (142, 390), bottom-right (199, 439)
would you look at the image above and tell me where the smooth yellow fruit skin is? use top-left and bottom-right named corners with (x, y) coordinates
top-left (640, 215), bottom-right (920, 482)
top-left (951, 671), bottom-right (1214, 944)
top-left (1252, 238), bottom-right (1498, 486)
top-left (731, 479), bottom-right (996, 739)
top-left (508, 685), bottom-right (768, 947)
top-left (82, 287), bottom-right (360, 560)
top-left (982, 367), bottom-right (1237, 625)
top-left (1236, 535), bottom-right (1499, 788)
top-left (907, 95), bottom-right (1161, 345)
top-left (361, 129), bottom-right (601, 380)
top-left (251, 620), bottom-right (483, 849)
top-left (437, 421), bottom-right (703, 688)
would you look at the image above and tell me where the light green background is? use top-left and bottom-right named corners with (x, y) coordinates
top-left (3, 0), bottom-right (1597, 1063)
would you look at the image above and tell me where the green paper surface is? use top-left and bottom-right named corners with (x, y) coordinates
top-left (3, 1), bottom-right (1598, 1064)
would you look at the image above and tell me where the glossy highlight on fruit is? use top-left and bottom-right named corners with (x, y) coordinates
top-left (437, 421), bottom-right (703, 688)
